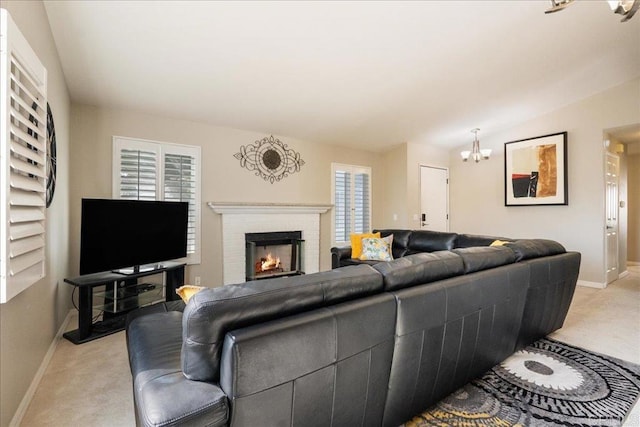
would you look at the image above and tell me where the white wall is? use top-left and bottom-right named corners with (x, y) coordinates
top-left (449, 78), bottom-right (640, 285)
top-left (0, 2), bottom-right (71, 426)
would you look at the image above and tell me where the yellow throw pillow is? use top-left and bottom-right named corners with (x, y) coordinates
top-left (490, 239), bottom-right (509, 247)
top-left (176, 285), bottom-right (206, 303)
top-left (350, 232), bottom-right (380, 259)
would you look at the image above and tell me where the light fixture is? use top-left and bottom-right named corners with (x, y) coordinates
top-left (545, 0), bottom-right (638, 21)
top-left (545, 0), bottom-right (575, 14)
top-left (608, 0), bottom-right (640, 20)
top-left (461, 128), bottom-right (491, 163)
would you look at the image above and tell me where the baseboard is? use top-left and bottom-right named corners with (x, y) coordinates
top-left (577, 280), bottom-right (606, 289)
top-left (9, 309), bottom-right (75, 427)
top-left (619, 271), bottom-right (629, 279)
top-left (627, 261), bottom-right (640, 266)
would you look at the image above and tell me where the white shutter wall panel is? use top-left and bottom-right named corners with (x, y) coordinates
top-left (1, 10), bottom-right (48, 303)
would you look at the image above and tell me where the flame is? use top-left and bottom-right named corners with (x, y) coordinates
top-left (260, 253), bottom-right (281, 271)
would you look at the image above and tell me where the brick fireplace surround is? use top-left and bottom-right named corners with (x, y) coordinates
top-left (208, 203), bottom-right (332, 285)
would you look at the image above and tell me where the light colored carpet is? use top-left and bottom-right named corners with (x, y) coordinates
top-left (19, 267), bottom-right (640, 426)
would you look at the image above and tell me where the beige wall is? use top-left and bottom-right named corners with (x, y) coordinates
top-left (377, 142), bottom-right (450, 230)
top-left (629, 152), bottom-right (640, 262)
top-left (69, 105), bottom-right (383, 286)
top-left (379, 144), bottom-right (408, 227)
top-left (449, 78), bottom-right (640, 285)
top-left (0, 2), bottom-right (71, 427)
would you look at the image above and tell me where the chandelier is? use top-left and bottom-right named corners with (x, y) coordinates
top-left (461, 128), bottom-right (491, 163)
top-left (545, 0), bottom-right (639, 22)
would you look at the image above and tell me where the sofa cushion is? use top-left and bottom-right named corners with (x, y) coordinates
top-left (407, 230), bottom-right (458, 253)
top-left (220, 294), bottom-right (396, 426)
top-left (452, 246), bottom-right (517, 274)
top-left (181, 264), bottom-right (384, 382)
top-left (127, 311), bottom-right (228, 427)
top-left (373, 251), bottom-right (464, 291)
top-left (505, 239), bottom-right (566, 261)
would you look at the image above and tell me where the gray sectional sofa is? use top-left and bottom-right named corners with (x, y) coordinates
top-left (126, 232), bottom-right (580, 427)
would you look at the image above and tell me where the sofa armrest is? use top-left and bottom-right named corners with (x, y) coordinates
top-left (330, 246), bottom-right (352, 269)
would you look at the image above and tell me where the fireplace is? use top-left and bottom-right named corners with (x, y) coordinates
top-left (245, 231), bottom-right (304, 281)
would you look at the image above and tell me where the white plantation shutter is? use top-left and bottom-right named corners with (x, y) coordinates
top-left (1, 10), bottom-right (48, 303)
top-left (163, 153), bottom-right (197, 254)
top-left (119, 149), bottom-right (157, 200)
top-left (113, 137), bottom-right (201, 264)
top-left (331, 164), bottom-right (372, 246)
top-left (334, 170), bottom-right (351, 243)
top-left (353, 172), bottom-right (370, 234)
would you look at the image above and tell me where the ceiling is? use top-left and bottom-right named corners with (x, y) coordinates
top-left (43, 1), bottom-right (640, 152)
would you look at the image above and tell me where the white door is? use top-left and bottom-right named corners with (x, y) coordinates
top-left (605, 152), bottom-right (619, 284)
top-left (420, 166), bottom-right (448, 231)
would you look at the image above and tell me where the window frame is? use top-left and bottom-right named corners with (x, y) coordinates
top-left (331, 163), bottom-right (372, 247)
top-left (112, 136), bottom-right (201, 265)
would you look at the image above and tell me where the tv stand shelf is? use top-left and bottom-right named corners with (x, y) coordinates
top-left (63, 262), bottom-right (185, 344)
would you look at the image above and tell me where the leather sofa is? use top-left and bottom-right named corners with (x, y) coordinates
top-left (331, 229), bottom-right (512, 268)
top-left (126, 234), bottom-right (580, 427)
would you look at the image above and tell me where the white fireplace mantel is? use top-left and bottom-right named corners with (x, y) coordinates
top-left (208, 202), bottom-right (333, 284)
top-left (208, 202), bottom-right (332, 215)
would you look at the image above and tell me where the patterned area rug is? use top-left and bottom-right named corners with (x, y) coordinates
top-left (404, 338), bottom-right (640, 427)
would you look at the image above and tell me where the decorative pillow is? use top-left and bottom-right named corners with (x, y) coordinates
top-left (490, 239), bottom-right (509, 247)
top-left (176, 285), bottom-right (206, 303)
top-left (359, 237), bottom-right (393, 261)
top-left (382, 234), bottom-right (394, 255)
top-left (350, 232), bottom-right (381, 259)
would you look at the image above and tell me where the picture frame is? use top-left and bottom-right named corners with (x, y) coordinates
top-left (504, 132), bottom-right (568, 206)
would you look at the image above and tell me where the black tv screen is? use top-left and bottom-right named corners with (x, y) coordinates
top-left (80, 198), bottom-right (189, 275)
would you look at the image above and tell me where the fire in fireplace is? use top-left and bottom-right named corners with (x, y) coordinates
top-left (245, 231), bottom-right (304, 281)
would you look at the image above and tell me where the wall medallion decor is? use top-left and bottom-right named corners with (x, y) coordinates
top-left (504, 132), bottom-right (568, 206)
top-left (46, 103), bottom-right (57, 207)
top-left (234, 135), bottom-right (305, 183)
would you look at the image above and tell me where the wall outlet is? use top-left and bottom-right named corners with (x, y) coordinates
top-left (195, 276), bottom-right (201, 286)
top-left (393, 213), bottom-right (398, 221)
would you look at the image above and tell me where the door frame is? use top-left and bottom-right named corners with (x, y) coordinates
top-left (419, 164), bottom-right (450, 232)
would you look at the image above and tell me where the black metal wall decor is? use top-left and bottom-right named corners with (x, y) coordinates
top-left (234, 135), bottom-right (305, 184)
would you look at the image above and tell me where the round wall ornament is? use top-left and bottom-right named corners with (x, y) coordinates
top-left (234, 135), bottom-right (305, 184)
top-left (46, 103), bottom-right (57, 207)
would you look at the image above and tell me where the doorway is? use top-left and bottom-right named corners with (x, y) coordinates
top-left (605, 152), bottom-right (619, 284)
top-left (420, 165), bottom-right (449, 232)
top-left (604, 123), bottom-right (640, 284)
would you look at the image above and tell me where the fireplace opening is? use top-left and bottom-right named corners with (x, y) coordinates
top-left (245, 231), bottom-right (304, 281)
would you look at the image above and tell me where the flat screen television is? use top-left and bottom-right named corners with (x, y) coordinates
top-left (80, 198), bottom-right (189, 275)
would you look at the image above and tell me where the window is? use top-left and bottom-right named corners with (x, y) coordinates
top-left (331, 163), bottom-right (371, 246)
top-left (1, 9), bottom-right (48, 303)
top-left (113, 137), bottom-right (201, 264)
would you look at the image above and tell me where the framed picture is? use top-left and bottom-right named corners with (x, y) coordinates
top-left (504, 132), bottom-right (568, 206)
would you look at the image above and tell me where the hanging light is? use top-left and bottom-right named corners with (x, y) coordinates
top-left (461, 128), bottom-right (491, 163)
top-left (545, 0), bottom-right (575, 13)
top-left (545, 0), bottom-right (638, 21)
